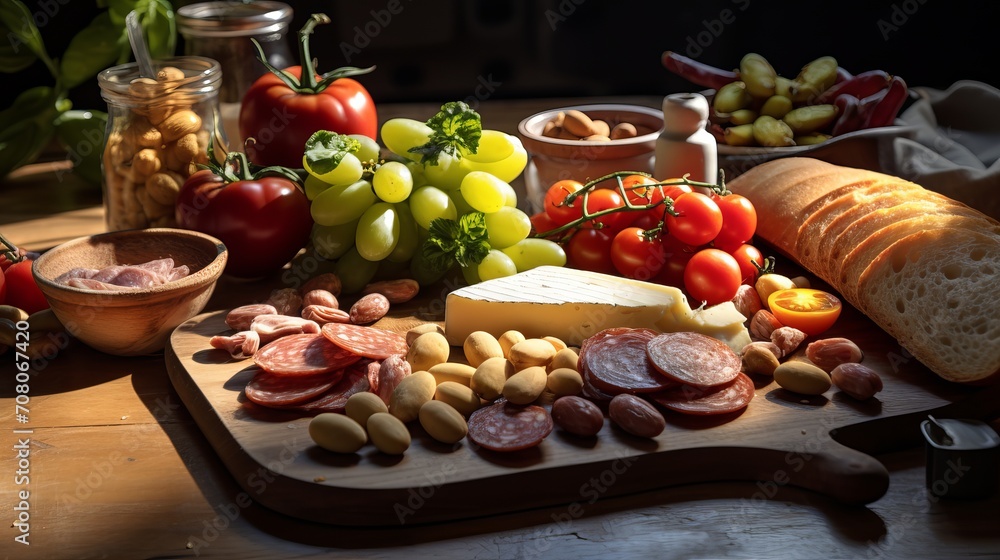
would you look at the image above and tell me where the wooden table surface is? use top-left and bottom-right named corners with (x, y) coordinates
top-left (2, 98), bottom-right (999, 560)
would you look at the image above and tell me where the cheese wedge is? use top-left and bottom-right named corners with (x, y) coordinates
top-left (444, 266), bottom-right (750, 352)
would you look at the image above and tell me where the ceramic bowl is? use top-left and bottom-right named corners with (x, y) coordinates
top-left (32, 228), bottom-right (227, 356)
top-left (517, 104), bottom-right (663, 212)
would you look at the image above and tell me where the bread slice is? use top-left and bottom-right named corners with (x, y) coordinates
top-left (838, 214), bottom-right (1000, 305)
top-left (728, 158), bottom-right (874, 259)
top-left (857, 228), bottom-right (1000, 383)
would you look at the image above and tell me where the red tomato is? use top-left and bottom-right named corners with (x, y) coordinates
top-left (4, 259), bottom-right (48, 314)
top-left (728, 243), bottom-right (765, 285)
top-left (611, 227), bottom-right (666, 280)
top-left (665, 192), bottom-right (723, 247)
top-left (713, 193), bottom-right (758, 248)
top-left (543, 180), bottom-right (585, 226)
top-left (622, 174), bottom-right (658, 206)
top-left (0, 264), bottom-right (6, 303)
top-left (683, 248), bottom-right (742, 306)
top-left (175, 169), bottom-right (313, 278)
top-left (529, 211), bottom-right (561, 239)
top-left (767, 288), bottom-right (843, 336)
top-left (566, 229), bottom-right (616, 274)
top-left (654, 235), bottom-right (695, 288)
top-left (583, 188), bottom-right (632, 231)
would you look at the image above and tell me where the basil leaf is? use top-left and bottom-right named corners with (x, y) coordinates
top-left (59, 13), bottom-right (122, 89)
top-left (0, 86), bottom-right (63, 177)
top-left (409, 101), bottom-right (482, 165)
top-left (54, 109), bottom-right (108, 185)
top-left (304, 131), bottom-right (360, 175)
top-left (0, 0), bottom-right (56, 76)
top-left (0, 18), bottom-right (36, 72)
top-left (140, 0), bottom-right (176, 58)
top-left (422, 212), bottom-right (490, 273)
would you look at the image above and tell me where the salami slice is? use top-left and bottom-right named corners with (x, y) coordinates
top-left (244, 369), bottom-right (343, 407)
top-left (579, 328), bottom-right (676, 394)
top-left (284, 364), bottom-right (372, 413)
top-left (650, 372), bottom-right (755, 416)
top-left (364, 360), bottom-right (381, 394)
top-left (253, 333), bottom-right (361, 376)
top-left (467, 401), bottom-right (553, 452)
top-left (321, 323), bottom-right (409, 360)
top-left (646, 332), bottom-right (741, 388)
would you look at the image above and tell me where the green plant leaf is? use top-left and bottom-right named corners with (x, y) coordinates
top-left (54, 109), bottom-right (108, 184)
top-left (0, 18), bottom-right (36, 73)
top-left (0, 86), bottom-right (64, 177)
top-left (421, 211), bottom-right (490, 273)
top-left (59, 12), bottom-right (122, 89)
top-left (140, 0), bottom-right (176, 58)
top-left (408, 101), bottom-right (482, 165)
top-left (304, 131), bottom-right (360, 175)
top-left (0, 0), bottom-right (56, 77)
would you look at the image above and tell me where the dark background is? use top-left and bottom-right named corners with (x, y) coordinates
top-left (6, 0), bottom-right (999, 112)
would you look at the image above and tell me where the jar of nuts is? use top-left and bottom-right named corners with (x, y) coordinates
top-left (98, 56), bottom-right (224, 231)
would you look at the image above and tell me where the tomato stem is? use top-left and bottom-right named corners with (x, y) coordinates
top-left (0, 233), bottom-right (22, 264)
top-left (250, 13), bottom-right (375, 95)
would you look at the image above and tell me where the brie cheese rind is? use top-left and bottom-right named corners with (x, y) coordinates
top-left (444, 266), bottom-right (750, 352)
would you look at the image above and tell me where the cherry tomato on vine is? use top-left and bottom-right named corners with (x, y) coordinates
top-left (654, 235), bottom-right (695, 288)
top-left (4, 259), bottom-right (48, 314)
top-left (543, 179), bottom-right (585, 226)
top-left (239, 14), bottom-right (377, 168)
top-left (683, 248), bottom-right (741, 306)
top-left (622, 174), bottom-right (658, 205)
top-left (611, 227), bottom-right (666, 280)
top-left (665, 191), bottom-right (723, 247)
top-left (712, 193), bottom-right (757, 249)
top-left (0, 266), bottom-right (6, 303)
top-left (583, 188), bottom-right (633, 231)
top-left (566, 229), bottom-right (616, 275)
top-left (728, 243), bottom-right (765, 285)
top-left (529, 211), bottom-right (561, 239)
top-left (767, 288), bottom-right (843, 336)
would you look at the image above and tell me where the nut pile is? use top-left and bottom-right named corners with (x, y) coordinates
top-left (541, 109), bottom-right (643, 142)
top-left (103, 66), bottom-right (211, 231)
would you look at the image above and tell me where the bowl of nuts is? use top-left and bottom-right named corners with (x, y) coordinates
top-left (32, 228), bottom-right (227, 356)
top-left (517, 104), bottom-right (663, 212)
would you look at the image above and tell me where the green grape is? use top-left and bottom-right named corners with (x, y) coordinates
top-left (311, 179), bottom-right (377, 226)
top-left (409, 186), bottom-right (457, 230)
top-left (462, 263), bottom-right (481, 285)
top-left (499, 176), bottom-right (518, 207)
top-left (460, 171), bottom-right (507, 214)
top-left (381, 118), bottom-right (432, 161)
top-left (304, 152), bottom-right (363, 186)
top-left (406, 161), bottom-right (428, 188)
top-left (311, 219), bottom-right (358, 260)
top-left (349, 133), bottom-right (381, 163)
top-left (409, 245), bottom-right (450, 287)
top-left (304, 174), bottom-right (333, 200)
top-left (477, 249), bottom-right (517, 281)
top-left (387, 202), bottom-right (419, 263)
top-left (356, 202), bottom-right (400, 261)
top-left (461, 129), bottom-right (514, 162)
top-left (448, 185), bottom-right (476, 217)
top-left (423, 151), bottom-right (468, 190)
top-left (484, 207), bottom-right (531, 249)
top-left (335, 247), bottom-right (380, 294)
top-left (461, 134), bottom-right (528, 183)
top-left (372, 161), bottom-right (414, 203)
top-left (501, 238), bottom-right (567, 272)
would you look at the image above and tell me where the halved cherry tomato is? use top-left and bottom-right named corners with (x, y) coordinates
top-left (712, 193), bottom-right (757, 249)
top-left (611, 227), bottom-right (666, 280)
top-left (543, 180), bottom-right (585, 226)
top-left (683, 248), bottom-right (741, 306)
top-left (767, 288), bottom-right (843, 336)
top-left (567, 229), bottom-right (615, 275)
top-left (665, 191), bottom-right (722, 247)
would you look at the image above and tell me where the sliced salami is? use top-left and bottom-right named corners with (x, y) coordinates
top-left (376, 355), bottom-right (411, 406)
top-left (365, 360), bottom-right (381, 394)
top-left (650, 372), bottom-right (755, 416)
top-left (244, 369), bottom-right (343, 407)
top-left (321, 323), bottom-right (409, 360)
top-left (253, 333), bottom-right (361, 376)
top-left (579, 328), bottom-right (676, 394)
top-left (646, 332), bottom-right (741, 388)
top-left (288, 364), bottom-right (371, 413)
top-left (467, 401), bottom-right (553, 452)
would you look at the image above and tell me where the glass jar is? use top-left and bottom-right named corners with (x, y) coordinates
top-left (98, 56), bottom-right (223, 231)
top-left (177, 1), bottom-right (294, 104)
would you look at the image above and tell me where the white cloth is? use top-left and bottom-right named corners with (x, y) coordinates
top-left (883, 80), bottom-right (1000, 221)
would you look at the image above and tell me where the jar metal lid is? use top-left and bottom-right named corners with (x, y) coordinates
top-left (177, 1), bottom-right (293, 38)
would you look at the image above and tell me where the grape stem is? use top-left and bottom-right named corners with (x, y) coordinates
top-left (532, 170), bottom-right (727, 240)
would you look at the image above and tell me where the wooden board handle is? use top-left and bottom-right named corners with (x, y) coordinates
top-left (775, 443), bottom-right (890, 505)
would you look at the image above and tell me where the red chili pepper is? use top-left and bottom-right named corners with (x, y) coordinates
top-left (864, 76), bottom-right (908, 128)
top-left (815, 70), bottom-right (892, 104)
top-left (661, 51), bottom-right (739, 91)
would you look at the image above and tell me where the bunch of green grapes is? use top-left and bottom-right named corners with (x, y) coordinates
top-left (303, 115), bottom-right (565, 293)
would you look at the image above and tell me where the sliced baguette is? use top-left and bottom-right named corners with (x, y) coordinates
top-left (856, 228), bottom-right (1000, 383)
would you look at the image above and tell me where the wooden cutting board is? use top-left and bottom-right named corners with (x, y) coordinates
top-left (165, 303), bottom-right (1000, 527)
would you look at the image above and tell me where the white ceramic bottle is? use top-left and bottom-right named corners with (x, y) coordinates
top-left (653, 92), bottom-right (718, 186)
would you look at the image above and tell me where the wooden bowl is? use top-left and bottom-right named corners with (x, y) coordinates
top-left (32, 228), bottom-right (227, 356)
top-left (517, 104), bottom-right (663, 212)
